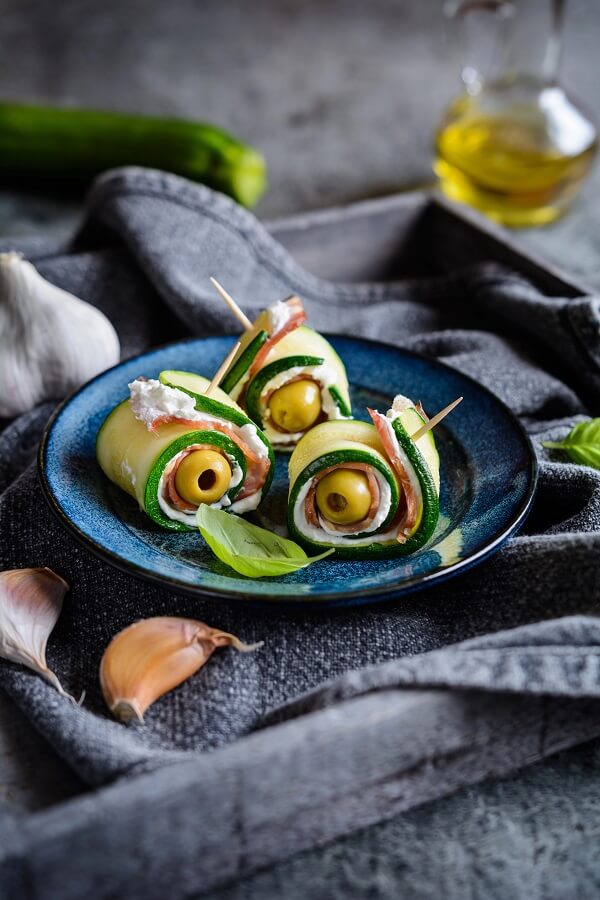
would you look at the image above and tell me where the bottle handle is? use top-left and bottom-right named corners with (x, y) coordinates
top-left (443, 0), bottom-right (516, 94)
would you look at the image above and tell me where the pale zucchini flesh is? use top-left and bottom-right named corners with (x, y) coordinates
top-left (97, 400), bottom-right (200, 509)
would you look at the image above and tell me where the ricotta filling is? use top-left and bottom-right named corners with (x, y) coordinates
top-left (260, 364), bottom-right (349, 446)
top-left (293, 468), bottom-right (394, 547)
top-left (128, 378), bottom-right (268, 460)
top-left (229, 489), bottom-right (263, 514)
top-left (129, 378), bottom-right (198, 428)
top-left (268, 299), bottom-right (292, 334)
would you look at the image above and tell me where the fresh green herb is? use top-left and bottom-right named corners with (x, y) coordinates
top-left (543, 419), bottom-right (600, 470)
top-left (196, 506), bottom-right (334, 578)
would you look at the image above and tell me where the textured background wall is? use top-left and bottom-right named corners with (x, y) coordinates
top-left (1, 0), bottom-right (599, 285)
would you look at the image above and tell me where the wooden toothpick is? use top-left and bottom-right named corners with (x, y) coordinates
top-left (410, 397), bottom-right (463, 441)
top-left (209, 277), bottom-right (253, 332)
top-left (204, 340), bottom-right (242, 397)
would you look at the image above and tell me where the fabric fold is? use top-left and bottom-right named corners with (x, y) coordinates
top-left (262, 614), bottom-right (600, 729)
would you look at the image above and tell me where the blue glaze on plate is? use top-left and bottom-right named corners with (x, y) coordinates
top-left (39, 336), bottom-right (537, 607)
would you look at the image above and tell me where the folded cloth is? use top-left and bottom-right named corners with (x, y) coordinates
top-left (1, 168), bottom-right (600, 894)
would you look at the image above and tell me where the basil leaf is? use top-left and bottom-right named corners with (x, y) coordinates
top-left (196, 506), bottom-right (334, 578)
top-left (543, 418), bottom-right (600, 470)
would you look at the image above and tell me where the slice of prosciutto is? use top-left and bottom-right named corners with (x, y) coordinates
top-left (368, 408), bottom-right (421, 542)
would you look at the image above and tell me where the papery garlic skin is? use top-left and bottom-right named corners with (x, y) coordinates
top-left (0, 567), bottom-right (70, 695)
top-left (100, 616), bottom-right (261, 723)
top-left (0, 252), bottom-right (120, 418)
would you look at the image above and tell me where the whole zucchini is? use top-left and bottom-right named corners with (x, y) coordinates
top-left (0, 102), bottom-right (266, 206)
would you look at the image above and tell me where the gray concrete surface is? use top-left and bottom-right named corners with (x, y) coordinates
top-left (1, 0), bottom-right (600, 893)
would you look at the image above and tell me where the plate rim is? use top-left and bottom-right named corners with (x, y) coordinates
top-left (38, 334), bottom-right (539, 606)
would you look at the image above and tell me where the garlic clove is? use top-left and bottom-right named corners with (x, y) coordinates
top-left (100, 616), bottom-right (262, 722)
top-left (0, 567), bottom-right (71, 696)
top-left (0, 252), bottom-right (120, 418)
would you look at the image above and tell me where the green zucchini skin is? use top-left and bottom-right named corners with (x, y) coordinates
top-left (328, 385), bottom-right (352, 418)
top-left (220, 331), bottom-right (268, 395)
top-left (0, 102), bottom-right (266, 207)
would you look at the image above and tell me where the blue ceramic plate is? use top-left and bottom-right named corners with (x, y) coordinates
top-left (39, 336), bottom-right (537, 607)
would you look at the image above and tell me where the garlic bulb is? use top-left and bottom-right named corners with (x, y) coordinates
top-left (100, 616), bottom-right (262, 722)
top-left (0, 252), bottom-right (120, 418)
top-left (0, 567), bottom-right (71, 695)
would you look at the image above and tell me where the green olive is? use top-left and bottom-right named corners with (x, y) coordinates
top-left (315, 469), bottom-right (372, 525)
top-left (268, 379), bottom-right (321, 433)
top-left (174, 449), bottom-right (231, 506)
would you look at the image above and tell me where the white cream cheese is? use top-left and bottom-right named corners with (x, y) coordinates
top-left (237, 422), bottom-right (268, 458)
top-left (129, 378), bottom-right (198, 429)
top-left (128, 378), bottom-right (268, 459)
top-left (268, 299), bottom-right (291, 334)
top-left (230, 489), bottom-right (262, 514)
top-left (388, 394), bottom-right (415, 418)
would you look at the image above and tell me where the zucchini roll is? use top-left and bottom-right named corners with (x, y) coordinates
top-left (97, 371), bottom-right (274, 532)
top-left (219, 296), bottom-right (351, 449)
top-left (287, 396), bottom-right (440, 558)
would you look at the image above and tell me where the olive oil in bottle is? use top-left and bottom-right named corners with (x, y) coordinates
top-left (437, 0), bottom-right (598, 226)
top-left (435, 79), bottom-right (597, 227)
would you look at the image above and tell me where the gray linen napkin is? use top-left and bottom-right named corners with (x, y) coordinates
top-left (1, 167), bottom-right (600, 896)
